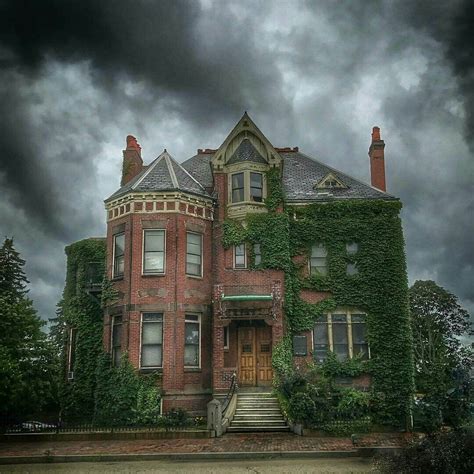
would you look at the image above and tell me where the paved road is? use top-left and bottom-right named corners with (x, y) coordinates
top-left (0, 458), bottom-right (372, 473)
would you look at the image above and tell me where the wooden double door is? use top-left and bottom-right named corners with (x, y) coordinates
top-left (238, 325), bottom-right (273, 386)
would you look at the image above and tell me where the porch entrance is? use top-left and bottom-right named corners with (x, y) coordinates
top-left (238, 325), bottom-right (273, 386)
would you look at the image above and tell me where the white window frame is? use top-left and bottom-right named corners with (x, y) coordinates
top-left (234, 243), bottom-right (247, 269)
top-left (184, 314), bottom-right (201, 369)
top-left (186, 232), bottom-right (203, 277)
top-left (312, 309), bottom-right (370, 362)
top-left (111, 315), bottom-right (122, 367)
top-left (231, 172), bottom-right (245, 203)
top-left (142, 229), bottom-right (166, 275)
top-left (309, 243), bottom-right (328, 276)
top-left (112, 232), bottom-right (125, 278)
top-left (250, 172), bottom-right (264, 203)
top-left (139, 313), bottom-right (164, 369)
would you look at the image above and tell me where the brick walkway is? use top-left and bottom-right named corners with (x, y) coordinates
top-left (0, 432), bottom-right (409, 457)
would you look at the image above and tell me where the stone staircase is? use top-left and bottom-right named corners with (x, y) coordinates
top-left (227, 391), bottom-right (289, 432)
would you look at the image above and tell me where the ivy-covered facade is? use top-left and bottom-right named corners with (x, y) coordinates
top-left (64, 113), bottom-right (414, 424)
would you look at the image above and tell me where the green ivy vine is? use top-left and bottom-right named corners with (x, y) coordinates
top-left (223, 169), bottom-right (414, 426)
top-left (57, 238), bottom-right (106, 421)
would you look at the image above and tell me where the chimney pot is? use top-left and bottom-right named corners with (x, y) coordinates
top-left (372, 126), bottom-right (381, 142)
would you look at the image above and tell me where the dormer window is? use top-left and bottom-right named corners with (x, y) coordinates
top-left (316, 173), bottom-right (347, 189)
top-left (232, 173), bottom-right (244, 203)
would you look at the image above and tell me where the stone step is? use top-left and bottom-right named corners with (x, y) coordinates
top-left (234, 413), bottom-right (283, 420)
top-left (227, 426), bottom-right (290, 433)
top-left (235, 409), bottom-right (282, 414)
top-left (230, 420), bottom-right (288, 426)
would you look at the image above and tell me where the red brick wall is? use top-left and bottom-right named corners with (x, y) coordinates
top-left (105, 209), bottom-right (213, 407)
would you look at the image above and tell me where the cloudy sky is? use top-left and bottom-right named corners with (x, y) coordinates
top-left (0, 0), bottom-right (472, 328)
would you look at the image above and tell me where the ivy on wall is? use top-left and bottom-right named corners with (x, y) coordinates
top-left (222, 169), bottom-right (414, 426)
top-left (56, 238), bottom-right (106, 421)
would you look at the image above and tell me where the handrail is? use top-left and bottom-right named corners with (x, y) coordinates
top-left (222, 372), bottom-right (238, 415)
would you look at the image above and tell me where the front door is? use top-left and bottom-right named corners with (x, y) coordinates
top-left (256, 326), bottom-right (273, 385)
top-left (238, 325), bottom-right (273, 386)
top-left (238, 327), bottom-right (256, 386)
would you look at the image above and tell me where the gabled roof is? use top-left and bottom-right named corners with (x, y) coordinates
top-left (227, 139), bottom-right (268, 165)
top-left (106, 150), bottom-right (211, 202)
top-left (182, 152), bottom-right (214, 188)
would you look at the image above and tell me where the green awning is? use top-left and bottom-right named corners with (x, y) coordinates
top-left (221, 294), bottom-right (273, 301)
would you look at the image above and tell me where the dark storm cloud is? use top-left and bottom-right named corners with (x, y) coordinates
top-left (0, 0), bottom-right (472, 325)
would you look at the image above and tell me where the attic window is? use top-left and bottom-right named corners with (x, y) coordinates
top-left (316, 173), bottom-right (347, 189)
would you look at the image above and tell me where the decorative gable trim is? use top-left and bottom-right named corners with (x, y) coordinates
top-left (211, 112), bottom-right (282, 170)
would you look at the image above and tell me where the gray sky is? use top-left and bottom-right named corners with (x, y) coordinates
top-left (0, 0), bottom-right (472, 327)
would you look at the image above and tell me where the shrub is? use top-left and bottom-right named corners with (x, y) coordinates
top-left (287, 392), bottom-right (316, 424)
top-left (374, 429), bottom-right (474, 474)
top-left (158, 408), bottom-right (191, 430)
top-left (336, 388), bottom-right (370, 419)
top-left (413, 397), bottom-right (443, 433)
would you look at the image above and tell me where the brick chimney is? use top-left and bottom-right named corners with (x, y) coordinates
top-left (121, 135), bottom-right (143, 186)
top-left (368, 126), bottom-right (386, 192)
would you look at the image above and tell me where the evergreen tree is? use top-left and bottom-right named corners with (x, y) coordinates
top-left (0, 238), bottom-right (59, 417)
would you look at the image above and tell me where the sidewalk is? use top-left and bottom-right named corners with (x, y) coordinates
top-left (0, 432), bottom-right (408, 463)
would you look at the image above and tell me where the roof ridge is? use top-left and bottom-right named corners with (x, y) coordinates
top-left (131, 153), bottom-right (165, 190)
top-left (169, 154), bottom-right (207, 191)
top-left (294, 151), bottom-right (393, 198)
top-left (164, 153), bottom-right (179, 188)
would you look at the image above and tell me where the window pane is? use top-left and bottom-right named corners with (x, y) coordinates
top-left (144, 253), bottom-right (164, 272)
top-left (115, 234), bottom-right (125, 256)
top-left (186, 262), bottom-right (201, 275)
top-left (143, 322), bottom-right (163, 344)
top-left (352, 323), bottom-right (366, 344)
top-left (232, 189), bottom-right (244, 202)
top-left (187, 233), bottom-right (201, 247)
top-left (346, 263), bottom-right (358, 275)
top-left (141, 345), bottom-right (162, 367)
top-left (311, 244), bottom-right (327, 257)
top-left (314, 323), bottom-right (329, 345)
top-left (332, 317), bottom-right (348, 360)
top-left (351, 314), bottom-right (365, 323)
top-left (184, 345), bottom-right (199, 366)
top-left (250, 173), bottom-right (262, 187)
top-left (235, 244), bottom-right (245, 256)
top-left (186, 314), bottom-right (199, 322)
top-left (346, 242), bottom-right (359, 255)
top-left (185, 322), bottom-right (199, 344)
top-left (186, 253), bottom-right (201, 265)
top-left (143, 313), bottom-right (163, 322)
top-left (113, 348), bottom-right (121, 367)
top-left (232, 173), bottom-right (244, 189)
top-left (145, 231), bottom-right (164, 251)
top-left (112, 323), bottom-right (122, 348)
top-left (115, 256), bottom-right (124, 276)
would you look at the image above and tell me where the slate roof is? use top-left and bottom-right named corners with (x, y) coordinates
top-left (105, 151), bottom-right (211, 202)
top-left (226, 139), bottom-right (267, 165)
top-left (181, 152), bottom-right (214, 189)
top-left (108, 146), bottom-right (395, 203)
top-left (280, 152), bottom-right (395, 201)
